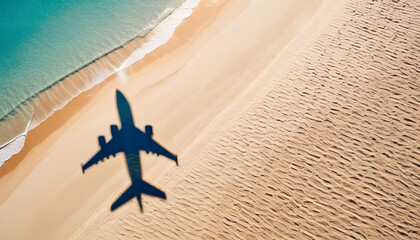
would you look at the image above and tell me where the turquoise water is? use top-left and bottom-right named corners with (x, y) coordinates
top-left (0, 0), bottom-right (184, 120)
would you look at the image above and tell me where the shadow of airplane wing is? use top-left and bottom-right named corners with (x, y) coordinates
top-left (82, 137), bottom-right (122, 173)
top-left (141, 137), bottom-right (178, 165)
top-left (111, 179), bottom-right (166, 212)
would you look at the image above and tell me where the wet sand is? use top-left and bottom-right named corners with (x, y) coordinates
top-left (1, 0), bottom-right (419, 239)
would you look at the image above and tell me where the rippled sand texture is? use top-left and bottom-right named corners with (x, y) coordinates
top-left (72, 0), bottom-right (420, 239)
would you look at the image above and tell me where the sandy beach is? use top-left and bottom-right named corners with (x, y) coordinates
top-left (1, 0), bottom-right (419, 239)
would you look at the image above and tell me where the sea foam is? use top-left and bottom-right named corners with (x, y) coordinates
top-left (0, 0), bottom-right (200, 167)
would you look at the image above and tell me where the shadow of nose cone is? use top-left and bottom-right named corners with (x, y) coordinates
top-left (116, 89), bottom-right (131, 110)
top-left (116, 89), bottom-right (134, 126)
top-left (116, 89), bottom-right (125, 102)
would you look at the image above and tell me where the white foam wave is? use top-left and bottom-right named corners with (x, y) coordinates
top-left (120, 0), bottom-right (200, 69)
top-left (0, 122), bottom-right (30, 167)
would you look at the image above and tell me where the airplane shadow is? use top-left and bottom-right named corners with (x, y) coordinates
top-left (82, 90), bottom-right (178, 212)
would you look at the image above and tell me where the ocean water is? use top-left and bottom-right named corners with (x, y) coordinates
top-left (0, 0), bottom-right (199, 165)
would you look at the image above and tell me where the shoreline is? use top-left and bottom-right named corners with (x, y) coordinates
top-left (0, 0), bottom-right (201, 165)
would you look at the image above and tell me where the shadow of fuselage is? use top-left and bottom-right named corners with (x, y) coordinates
top-left (81, 90), bottom-right (178, 212)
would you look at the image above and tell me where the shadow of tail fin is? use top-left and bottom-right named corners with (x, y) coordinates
top-left (111, 179), bottom-right (166, 212)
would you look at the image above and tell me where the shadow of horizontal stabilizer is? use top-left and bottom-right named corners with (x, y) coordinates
top-left (111, 179), bottom-right (166, 212)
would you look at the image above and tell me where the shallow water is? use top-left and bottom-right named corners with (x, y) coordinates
top-left (0, 0), bottom-right (183, 120)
